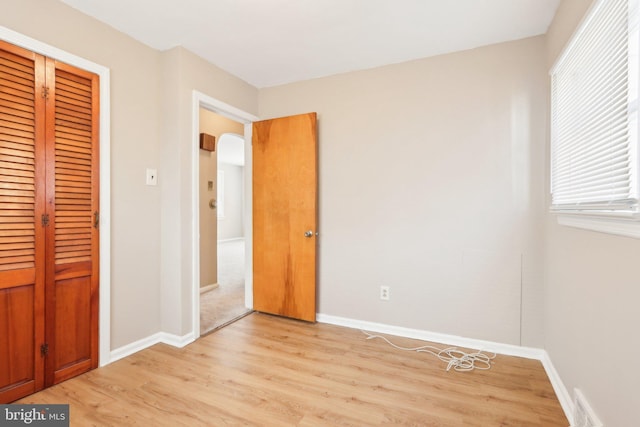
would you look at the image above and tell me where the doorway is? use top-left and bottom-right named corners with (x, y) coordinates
top-left (196, 103), bottom-right (255, 335)
top-left (199, 119), bottom-right (250, 333)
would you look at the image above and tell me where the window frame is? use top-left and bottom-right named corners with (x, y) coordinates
top-left (549, 0), bottom-right (640, 238)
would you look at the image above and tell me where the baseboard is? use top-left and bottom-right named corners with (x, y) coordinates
top-left (541, 351), bottom-right (575, 426)
top-left (217, 237), bottom-right (244, 243)
top-left (316, 313), bottom-right (573, 425)
top-left (200, 283), bottom-right (219, 293)
top-left (316, 314), bottom-right (544, 359)
top-left (109, 331), bottom-right (196, 364)
top-left (158, 331), bottom-right (195, 348)
top-left (109, 333), bottom-right (164, 363)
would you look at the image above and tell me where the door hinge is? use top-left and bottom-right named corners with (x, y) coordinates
top-left (40, 343), bottom-right (49, 357)
top-left (41, 213), bottom-right (50, 226)
top-left (93, 211), bottom-right (99, 229)
top-left (41, 85), bottom-right (50, 100)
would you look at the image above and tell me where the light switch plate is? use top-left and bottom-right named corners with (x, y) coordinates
top-left (146, 168), bottom-right (158, 186)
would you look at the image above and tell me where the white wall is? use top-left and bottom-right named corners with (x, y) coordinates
top-left (217, 163), bottom-right (244, 241)
top-left (259, 36), bottom-right (548, 347)
top-left (544, 1), bottom-right (640, 426)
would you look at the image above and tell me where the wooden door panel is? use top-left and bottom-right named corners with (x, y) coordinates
top-left (0, 285), bottom-right (35, 399)
top-left (253, 113), bottom-right (317, 322)
top-left (44, 59), bottom-right (99, 386)
top-left (51, 276), bottom-right (91, 384)
top-left (0, 41), bottom-right (45, 404)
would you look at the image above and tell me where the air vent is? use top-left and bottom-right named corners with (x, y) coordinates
top-left (572, 389), bottom-right (603, 427)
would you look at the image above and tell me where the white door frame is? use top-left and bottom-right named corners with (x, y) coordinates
top-left (0, 26), bottom-right (112, 366)
top-left (191, 91), bottom-right (259, 338)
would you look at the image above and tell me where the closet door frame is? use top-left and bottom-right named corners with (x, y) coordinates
top-left (0, 26), bottom-right (111, 367)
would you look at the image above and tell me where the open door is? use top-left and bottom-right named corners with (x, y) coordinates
top-left (252, 112), bottom-right (317, 322)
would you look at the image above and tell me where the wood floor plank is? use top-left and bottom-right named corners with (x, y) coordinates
top-left (17, 313), bottom-right (568, 426)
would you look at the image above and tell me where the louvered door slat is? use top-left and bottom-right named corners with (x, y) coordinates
top-left (55, 138), bottom-right (91, 151)
top-left (56, 154), bottom-right (91, 164)
top-left (0, 174), bottom-right (35, 187)
top-left (0, 166), bottom-right (34, 175)
top-left (0, 106), bottom-right (33, 121)
top-left (0, 137), bottom-right (34, 152)
top-left (56, 144), bottom-right (91, 156)
top-left (0, 106), bottom-right (34, 122)
top-left (0, 88), bottom-right (34, 104)
top-left (0, 202), bottom-right (34, 212)
top-left (55, 126), bottom-right (90, 138)
top-left (0, 71), bottom-right (34, 90)
top-left (0, 127), bottom-right (36, 141)
top-left (0, 94), bottom-right (35, 113)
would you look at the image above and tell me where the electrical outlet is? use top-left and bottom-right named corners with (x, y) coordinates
top-left (380, 286), bottom-right (390, 301)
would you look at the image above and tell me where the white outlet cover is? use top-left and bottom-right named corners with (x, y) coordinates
top-left (146, 168), bottom-right (158, 186)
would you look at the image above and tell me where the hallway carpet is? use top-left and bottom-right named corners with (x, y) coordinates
top-left (200, 239), bottom-right (251, 334)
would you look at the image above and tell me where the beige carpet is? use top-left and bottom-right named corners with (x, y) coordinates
top-left (200, 239), bottom-right (251, 334)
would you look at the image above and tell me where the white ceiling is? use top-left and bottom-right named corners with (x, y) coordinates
top-left (59, 0), bottom-right (560, 88)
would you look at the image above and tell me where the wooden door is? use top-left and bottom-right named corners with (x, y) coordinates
top-left (0, 41), bottom-right (46, 404)
top-left (0, 40), bottom-right (99, 403)
top-left (44, 59), bottom-right (99, 386)
top-left (252, 112), bottom-right (317, 322)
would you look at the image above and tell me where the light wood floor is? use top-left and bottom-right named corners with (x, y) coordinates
top-left (19, 313), bottom-right (568, 426)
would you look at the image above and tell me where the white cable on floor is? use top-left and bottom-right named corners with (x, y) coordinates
top-left (361, 330), bottom-right (496, 372)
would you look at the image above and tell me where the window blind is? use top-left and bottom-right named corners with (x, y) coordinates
top-left (550, 0), bottom-right (639, 215)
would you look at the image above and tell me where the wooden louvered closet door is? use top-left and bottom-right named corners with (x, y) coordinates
top-left (43, 58), bottom-right (99, 387)
top-left (0, 40), bottom-right (99, 403)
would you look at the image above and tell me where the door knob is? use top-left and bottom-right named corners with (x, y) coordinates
top-left (304, 230), bottom-right (314, 238)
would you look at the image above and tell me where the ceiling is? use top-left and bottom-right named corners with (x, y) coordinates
top-left (59, 0), bottom-right (561, 88)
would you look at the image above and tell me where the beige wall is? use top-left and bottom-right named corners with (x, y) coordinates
top-left (544, 1), bottom-right (640, 426)
top-left (159, 46), bottom-right (258, 335)
top-left (198, 110), bottom-right (244, 288)
top-left (1, 0), bottom-right (163, 348)
top-left (5, 4), bottom-right (635, 423)
top-left (260, 36), bottom-right (548, 346)
top-left (0, 0), bottom-right (258, 348)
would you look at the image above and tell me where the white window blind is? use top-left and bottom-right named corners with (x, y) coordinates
top-left (551, 0), bottom-right (640, 216)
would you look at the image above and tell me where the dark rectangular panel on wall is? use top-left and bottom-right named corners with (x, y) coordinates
top-left (200, 132), bottom-right (215, 151)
